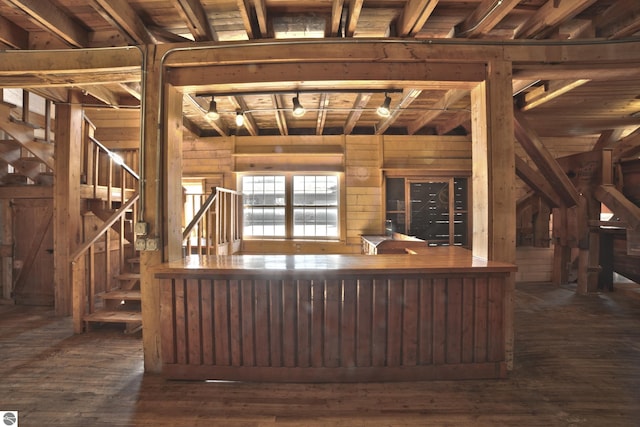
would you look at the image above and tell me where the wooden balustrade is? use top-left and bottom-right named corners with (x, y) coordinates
top-left (183, 187), bottom-right (242, 256)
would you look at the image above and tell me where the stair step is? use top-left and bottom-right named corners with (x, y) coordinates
top-left (116, 273), bottom-right (140, 281)
top-left (83, 310), bottom-right (142, 323)
top-left (101, 290), bottom-right (141, 301)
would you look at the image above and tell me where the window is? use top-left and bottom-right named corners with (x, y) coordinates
top-left (242, 174), bottom-right (340, 239)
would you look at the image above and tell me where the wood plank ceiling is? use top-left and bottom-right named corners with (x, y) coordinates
top-left (1, 0), bottom-right (640, 139)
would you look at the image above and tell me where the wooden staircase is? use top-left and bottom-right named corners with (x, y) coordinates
top-left (0, 102), bottom-right (54, 186)
top-left (83, 257), bottom-right (142, 334)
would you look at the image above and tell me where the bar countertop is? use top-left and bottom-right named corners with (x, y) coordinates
top-left (154, 246), bottom-right (517, 278)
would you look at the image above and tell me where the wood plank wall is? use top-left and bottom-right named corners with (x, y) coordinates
top-left (160, 273), bottom-right (508, 382)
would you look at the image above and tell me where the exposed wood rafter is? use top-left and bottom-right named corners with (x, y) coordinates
top-left (6, 0), bottom-right (88, 47)
top-left (375, 89), bottom-right (422, 135)
top-left (398, 0), bottom-right (438, 37)
top-left (343, 93), bottom-right (372, 135)
top-left (170, 0), bottom-right (216, 41)
top-left (92, 0), bottom-right (156, 45)
top-left (516, 0), bottom-right (597, 39)
top-left (0, 14), bottom-right (29, 49)
top-left (457, 0), bottom-right (520, 38)
top-left (345, 0), bottom-right (364, 37)
top-left (514, 110), bottom-right (581, 207)
top-left (407, 89), bottom-right (467, 135)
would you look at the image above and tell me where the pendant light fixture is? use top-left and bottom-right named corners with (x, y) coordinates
top-left (292, 93), bottom-right (305, 117)
top-left (205, 97), bottom-right (220, 120)
top-left (377, 93), bottom-right (392, 117)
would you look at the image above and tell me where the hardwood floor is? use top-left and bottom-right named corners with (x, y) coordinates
top-left (1, 282), bottom-right (640, 426)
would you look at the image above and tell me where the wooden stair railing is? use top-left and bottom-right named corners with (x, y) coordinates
top-left (183, 187), bottom-right (243, 256)
top-left (71, 127), bottom-right (141, 334)
top-left (71, 193), bottom-right (139, 333)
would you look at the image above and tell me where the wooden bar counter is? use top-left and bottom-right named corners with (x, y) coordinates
top-left (154, 247), bottom-right (516, 382)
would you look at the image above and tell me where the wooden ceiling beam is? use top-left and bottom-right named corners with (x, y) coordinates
top-left (92, 0), bottom-right (156, 45)
top-left (398, 0), bottom-right (438, 37)
top-left (0, 47), bottom-right (141, 75)
top-left (343, 93), bottom-right (371, 135)
top-left (170, 0), bottom-right (216, 41)
top-left (237, 0), bottom-right (258, 39)
top-left (167, 62), bottom-right (486, 89)
top-left (329, 0), bottom-right (345, 37)
top-left (515, 155), bottom-right (563, 208)
top-left (253, 0), bottom-right (269, 38)
top-left (519, 79), bottom-right (590, 111)
top-left (513, 65), bottom-right (640, 81)
top-left (345, 0), bottom-right (364, 37)
top-left (78, 85), bottom-right (121, 107)
top-left (407, 88), bottom-right (467, 135)
top-left (514, 110), bottom-right (581, 207)
top-left (271, 94), bottom-right (288, 136)
top-left (516, 0), bottom-right (597, 39)
top-left (6, 0), bottom-right (88, 47)
top-left (316, 93), bottom-right (329, 136)
top-left (0, 14), bottom-right (29, 49)
top-left (457, 0), bottom-right (520, 38)
top-left (594, 0), bottom-right (640, 39)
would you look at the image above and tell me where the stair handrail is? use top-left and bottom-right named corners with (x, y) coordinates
top-left (183, 188), bottom-right (217, 241)
top-left (70, 192), bottom-right (140, 263)
top-left (88, 135), bottom-right (139, 181)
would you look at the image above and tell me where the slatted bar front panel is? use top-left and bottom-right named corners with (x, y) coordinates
top-left (160, 274), bottom-right (507, 381)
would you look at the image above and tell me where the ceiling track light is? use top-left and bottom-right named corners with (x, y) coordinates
top-left (292, 93), bottom-right (305, 117)
top-left (235, 110), bottom-right (245, 127)
top-left (377, 93), bottom-right (392, 117)
top-left (205, 97), bottom-right (220, 120)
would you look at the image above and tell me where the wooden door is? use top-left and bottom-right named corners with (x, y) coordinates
top-left (12, 198), bottom-right (54, 306)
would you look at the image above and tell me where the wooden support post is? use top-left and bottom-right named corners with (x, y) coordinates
top-left (470, 59), bottom-right (516, 370)
top-left (54, 89), bottom-right (83, 316)
top-left (0, 199), bottom-right (12, 303)
top-left (139, 45), bottom-right (183, 373)
top-left (140, 44), bottom-right (163, 373)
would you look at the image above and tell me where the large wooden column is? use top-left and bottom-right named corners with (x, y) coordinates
top-left (470, 59), bottom-right (516, 368)
top-left (139, 45), bottom-right (184, 373)
top-left (53, 89), bottom-right (83, 316)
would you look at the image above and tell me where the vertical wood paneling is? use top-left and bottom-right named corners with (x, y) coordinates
top-left (324, 280), bottom-right (341, 367)
top-left (269, 280), bottom-right (283, 367)
top-left (240, 280), bottom-right (255, 366)
top-left (159, 271), bottom-right (509, 381)
top-left (282, 280), bottom-right (297, 367)
top-left (402, 278), bottom-right (419, 366)
top-left (371, 279), bottom-right (387, 366)
top-left (446, 278), bottom-right (463, 364)
top-left (186, 279), bottom-right (202, 365)
top-left (418, 278), bottom-right (433, 365)
top-left (311, 280), bottom-right (324, 367)
top-left (200, 281), bottom-right (214, 365)
top-left (213, 280), bottom-right (230, 366)
top-left (228, 280), bottom-right (242, 366)
top-left (461, 278), bottom-right (476, 363)
top-left (341, 279), bottom-right (357, 368)
top-left (432, 279), bottom-right (446, 365)
top-left (160, 279), bottom-right (176, 364)
top-left (488, 276), bottom-right (505, 362)
top-left (254, 279), bottom-right (270, 366)
top-left (356, 278), bottom-right (373, 367)
top-left (474, 277), bottom-right (488, 362)
top-left (174, 279), bottom-right (187, 365)
top-left (297, 280), bottom-right (312, 367)
top-left (387, 279), bottom-right (403, 367)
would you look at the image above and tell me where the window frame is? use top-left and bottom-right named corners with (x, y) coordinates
top-left (239, 172), bottom-right (343, 241)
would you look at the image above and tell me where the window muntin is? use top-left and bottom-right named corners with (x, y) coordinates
top-left (242, 175), bottom-right (286, 237)
top-left (242, 174), bottom-right (340, 239)
top-left (292, 175), bottom-right (339, 238)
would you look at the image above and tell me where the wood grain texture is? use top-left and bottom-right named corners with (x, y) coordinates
top-left (158, 261), bottom-right (511, 382)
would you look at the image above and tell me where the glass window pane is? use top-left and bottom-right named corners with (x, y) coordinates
top-left (242, 176), bottom-right (286, 237)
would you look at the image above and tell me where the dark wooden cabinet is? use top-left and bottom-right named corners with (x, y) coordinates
top-left (385, 176), bottom-right (469, 247)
